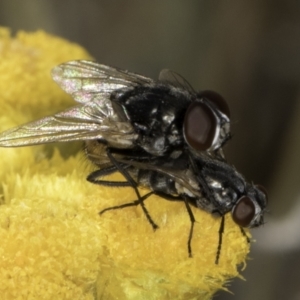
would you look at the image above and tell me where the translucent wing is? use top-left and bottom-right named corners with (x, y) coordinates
top-left (158, 69), bottom-right (195, 93)
top-left (0, 98), bottom-right (137, 147)
top-left (115, 155), bottom-right (202, 198)
top-left (52, 60), bottom-right (153, 103)
top-left (0, 60), bottom-right (155, 147)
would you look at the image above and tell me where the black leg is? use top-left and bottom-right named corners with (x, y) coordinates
top-left (182, 198), bottom-right (196, 258)
top-left (154, 192), bottom-right (196, 258)
top-left (100, 192), bottom-right (154, 214)
top-left (102, 149), bottom-right (158, 230)
top-left (87, 168), bottom-right (132, 187)
top-left (215, 215), bottom-right (225, 264)
top-left (240, 227), bottom-right (251, 244)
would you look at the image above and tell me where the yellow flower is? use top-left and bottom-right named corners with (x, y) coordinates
top-left (0, 28), bottom-right (250, 300)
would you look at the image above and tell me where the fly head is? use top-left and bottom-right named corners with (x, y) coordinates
top-left (192, 154), bottom-right (267, 229)
top-left (231, 184), bottom-right (267, 228)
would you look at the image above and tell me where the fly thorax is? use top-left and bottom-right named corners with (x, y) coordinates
top-left (140, 135), bottom-right (167, 156)
top-left (206, 177), bottom-right (238, 211)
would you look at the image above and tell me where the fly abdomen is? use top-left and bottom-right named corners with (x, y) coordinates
top-left (137, 169), bottom-right (178, 195)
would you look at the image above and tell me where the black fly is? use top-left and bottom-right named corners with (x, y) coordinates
top-left (0, 60), bottom-right (267, 263)
top-left (86, 148), bottom-right (267, 264)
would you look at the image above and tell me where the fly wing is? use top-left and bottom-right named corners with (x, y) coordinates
top-left (52, 60), bottom-right (153, 104)
top-left (158, 69), bottom-right (195, 93)
top-left (114, 155), bottom-right (202, 198)
top-left (0, 98), bottom-right (137, 148)
top-left (0, 60), bottom-right (152, 148)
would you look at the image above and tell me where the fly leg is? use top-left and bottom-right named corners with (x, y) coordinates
top-left (87, 149), bottom-right (159, 230)
top-left (215, 214), bottom-right (249, 264)
top-left (215, 215), bottom-right (225, 264)
top-left (182, 197), bottom-right (196, 258)
top-left (87, 164), bottom-right (132, 187)
top-left (155, 192), bottom-right (196, 258)
top-left (87, 167), bottom-right (156, 226)
top-left (100, 191), bottom-right (154, 214)
top-left (240, 227), bottom-right (251, 243)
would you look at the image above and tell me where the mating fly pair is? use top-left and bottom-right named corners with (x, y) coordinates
top-left (0, 60), bottom-right (267, 264)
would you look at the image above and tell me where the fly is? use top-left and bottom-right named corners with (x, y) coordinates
top-left (86, 147), bottom-right (267, 264)
top-left (0, 60), bottom-right (231, 157)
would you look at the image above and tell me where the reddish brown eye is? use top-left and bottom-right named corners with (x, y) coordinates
top-left (232, 196), bottom-right (255, 227)
top-left (183, 101), bottom-right (217, 151)
top-left (198, 90), bottom-right (230, 118)
top-left (256, 184), bottom-right (268, 204)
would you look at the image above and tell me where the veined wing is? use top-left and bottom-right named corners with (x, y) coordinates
top-left (0, 98), bottom-right (137, 147)
top-left (158, 69), bottom-right (195, 94)
top-left (52, 60), bottom-right (153, 103)
top-left (115, 155), bottom-right (202, 198)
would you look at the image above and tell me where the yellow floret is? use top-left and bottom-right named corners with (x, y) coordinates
top-left (0, 28), bottom-right (250, 300)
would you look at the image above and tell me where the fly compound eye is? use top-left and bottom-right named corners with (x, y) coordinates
top-left (183, 101), bottom-right (217, 151)
top-left (198, 90), bottom-right (230, 118)
top-left (256, 184), bottom-right (268, 204)
top-left (232, 196), bottom-right (256, 227)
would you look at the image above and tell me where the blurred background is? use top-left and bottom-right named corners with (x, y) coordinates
top-left (1, 1), bottom-right (300, 299)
